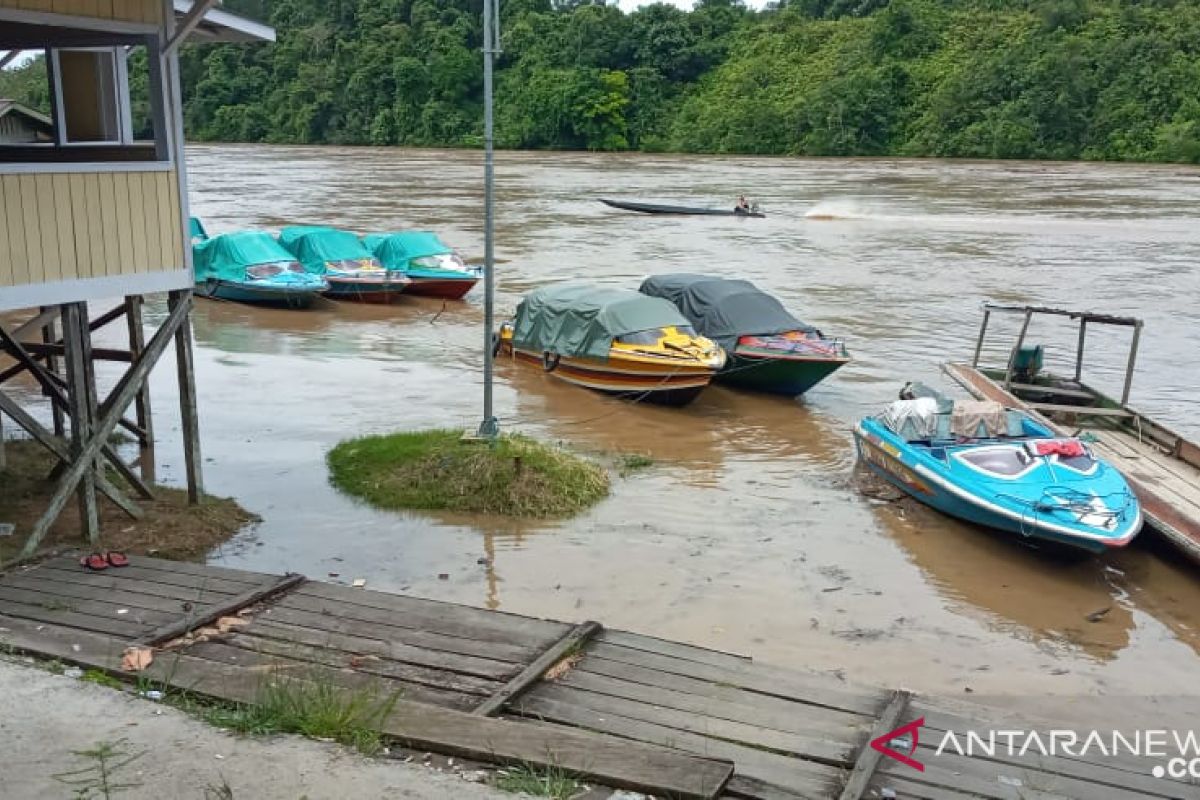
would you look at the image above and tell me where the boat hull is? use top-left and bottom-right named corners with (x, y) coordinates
top-left (404, 276), bottom-right (478, 300)
top-left (196, 279), bottom-right (322, 309)
top-left (502, 343), bottom-right (713, 407)
top-left (853, 419), bottom-right (1141, 554)
top-left (720, 352), bottom-right (848, 395)
top-left (323, 276), bottom-right (409, 304)
top-left (599, 198), bottom-right (765, 218)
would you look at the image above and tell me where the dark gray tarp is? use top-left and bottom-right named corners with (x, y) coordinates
top-left (638, 273), bottom-right (815, 353)
top-left (513, 283), bottom-right (692, 360)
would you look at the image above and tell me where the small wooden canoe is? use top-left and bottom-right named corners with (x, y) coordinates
top-left (599, 198), bottom-right (765, 218)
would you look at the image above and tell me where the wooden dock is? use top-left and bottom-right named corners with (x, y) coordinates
top-left (0, 555), bottom-right (1194, 799)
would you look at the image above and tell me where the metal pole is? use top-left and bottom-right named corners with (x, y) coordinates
top-left (477, 0), bottom-right (500, 439)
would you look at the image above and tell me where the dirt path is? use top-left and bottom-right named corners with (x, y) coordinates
top-left (0, 658), bottom-right (513, 800)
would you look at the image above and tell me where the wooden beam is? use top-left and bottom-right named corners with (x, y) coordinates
top-left (1025, 402), bottom-right (1133, 417)
top-left (10, 308), bottom-right (61, 341)
top-left (163, 0), bottom-right (219, 57)
top-left (133, 572), bottom-right (307, 647)
top-left (19, 296), bottom-right (191, 558)
top-left (42, 309), bottom-right (65, 437)
top-left (169, 290), bottom-right (203, 504)
top-left (126, 296), bottom-right (155, 456)
top-left (474, 620), bottom-right (602, 717)
top-left (61, 303), bottom-right (100, 545)
top-left (838, 690), bottom-right (912, 800)
top-left (16, 343), bottom-right (133, 363)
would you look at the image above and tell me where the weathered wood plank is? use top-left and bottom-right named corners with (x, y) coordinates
top-left (1027, 402), bottom-right (1132, 418)
top-left (475, 620), bottom-right (601, 716)
top-left (598, 628), bottom-right (752, 669)
top-left (0, 593), bottom-right (149, 637)
top-left (838, 689), bottom-right (911, 800)
top-left (0, 614), bottom-right (734, 800)
top-left (284, 585), bottom-right (567, 649)
top-left (10, 564), bottom-right (244, 602)
top-left (527, 681), bottom-right (854, 765)
top-left (586, 642), bottom-right (885, 716)
top-left (182, 639), bottom-right (479, 711)
top-left (0, 573), bottom-right (221, 617)
top-left (81, 554), bottom-right (272, 584)
top-left (864, 775), bottom-right (978, 800)
top-left (513, 691), bottom-right (837, 796)
top-left (133, 573), bottom-right (305, 646)
top-left (217, 631), bottom-right (502, 698)
top-left (240, 618), bottom-right (519, 681)
top-left (257, 605), bottom-right (534, 664)
top-left (557, 668), bottom-right (864, 741)
top-left (722, 775), bottom-right (817, 800)
top-left (24, 562), bottom-right (251, 596)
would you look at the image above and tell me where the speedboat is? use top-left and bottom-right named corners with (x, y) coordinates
top-left (854, 384), bottom-right (1142, 554)
top-left (639, 274), bottom-right (849, 396)
top-left (278, 226), bottom-right (410, 303)
top-left (192, 229), bottom-right (327, 308)
top-left (496, 283), bottom-right (726, 406)
top-left (362, 231), bottom-right (480, 300)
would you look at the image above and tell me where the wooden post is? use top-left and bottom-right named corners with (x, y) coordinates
top-left (126, 295), bottom-right (156, 483)
top-left (62, 303), bottom-right (100, 545)
top-left (168, 290), bottom-right (203, 504)
top-left (1004, 309), bottom-right (1033, 388)
top-left (41, 307), bottom-right (65, 437)
top-left (0, 409), bottom-right (6, 470)
top-left (1074, 318), bottom-right (1087, 382)
top-left (1121, 321), bottom-right (1142, 406)
top-left (971, 308), bottom-right (991, 368)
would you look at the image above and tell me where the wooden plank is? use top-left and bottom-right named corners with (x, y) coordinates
top-left (0, 573), bottom-right (221, 617)
top-left (167, 171), bottom-right (183, 266)
top-left (586, 642), bottom-right (885, 716)
top-left (1027, 402), bottom-right (1132, 418)
top-left (35, 173), bottom-right (60, 282)
top-left (2, 177), bottom-right (28, 286)
top-left (83, 172), bottom-right (105, 279)
top-left (111, 173), bottom-right (135, 276)
top-left (275, 592), bottom-right (550, 657)
top-left (20, 174), bottom-right (45, 284)
top-left (578, 654), bottom-right (870, 729)
top-left (557, 668), bottom-right (864, 741)
top-left (98, 172), bottom-right (121, 277)
top-left (127, 169), bottom-right (148, 271)
top-left (27, 562), bottom-right (252, 596)
top-left (598, 628), bottom-right (752, 669)
top-left (154, 171), bottom-right (175, 267)
top-left (40, 554), bottom-right (272, 586)
top-left (68, 173), bottom-right (94, 279)
top-left (218, 632), bottom-right (503, 698)
top-left (241, 618), bottom-right (520, 681)
top-left (513, 691), bottom-right (833, 796)
top-left (1006, 382), bottom-right (1096, 400)
top-left (293, 582), bottom-right (569, 647)
top-left (723, 775), bottom-right (817, 800)
top-left (0, 614), bottom-right (734, 800)
top-left (475, 621), bottom-right (601, 716)
top-left (527, 681), bottom-right (854, 765)
top-left (0, 177), bottom-right (11, 288)
top-left (0, 590), bottom-right (151, 637)
top-left (862, 775), bottom-right (978, 800)
top-left (257, 605), bottom-right (533, 664)
top-left (182, 639), bottom-right (480, 711)
top-left (52, 173), bottom-right (77, 279)
top-left (132, 572), bottom-right (305, 646)
top-left (10, 565), bottom-right (243, 603)
top-left (140, 172), bottom-right (163, 268)
top-left (838, 689), bottom-right (911, 800)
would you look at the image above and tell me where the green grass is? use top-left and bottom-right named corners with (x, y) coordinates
top-left (81, 669), bottom-right (123, 690)
top-left (327, 429), bottom-right (610, 518)
top-left (617, 452), bottom-right (654, 477)
top-left (493, 764), bottom-right (583, 799)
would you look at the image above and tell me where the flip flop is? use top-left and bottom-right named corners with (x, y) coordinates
top-left (80, 553), bottom-right (108, 571)
top-left (105, 551), bottom-right (129, 568)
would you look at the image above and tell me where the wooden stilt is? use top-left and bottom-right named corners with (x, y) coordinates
top-left (168, 290), bottom-right (203, 504)
top-left (62, 303), bottom-right (100, 545)
top-left (41, 307), bottom-right (65, 437)
top-left (126, 295), bottom-right (156, 483)
top-left (0, 409), bottom-right (6, 470)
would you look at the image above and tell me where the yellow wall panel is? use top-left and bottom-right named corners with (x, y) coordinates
top-left (111, 173), bottom-right (134, 275)
top-left (51, 173), bottom-right (78, 278)
top-left (126, 170), bottom-right (148, 270)
top-left (97, 172), bottom-right (120, 277)
top-left (0, 178), bottom-right (22, 288)
top-left (0, 0), bottom-right (158, 23)
top-left (0, 185), bottom-right (10, 289)
top-left (67, 173), bottom-right (92, 279)
top-left (83, 172), bottom-right (106, 278)
top-left (21, 175), bottom-right (47, 284)
top-left (35, 175), bottom-right (61, 282)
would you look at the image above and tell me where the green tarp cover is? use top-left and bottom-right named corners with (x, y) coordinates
top-left (278, 226), bottom-right (375, 274)
top-left (193, 231), bottom-right (298, 282)
top-left (638, 273), bottom-right (814, 353)
top-left (512, 283), bottom-right (692, 360)
top-left (363, 231), bottom-right (450, 269)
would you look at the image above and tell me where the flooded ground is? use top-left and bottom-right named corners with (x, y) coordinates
top-left (12, 146), bottom-right (1200, 700)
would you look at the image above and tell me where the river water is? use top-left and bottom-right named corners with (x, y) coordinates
top-left (51, 146), bottom-right (1200, 699)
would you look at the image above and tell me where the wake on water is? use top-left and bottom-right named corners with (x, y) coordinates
top-left (804, 199), bottom-right (875, 220)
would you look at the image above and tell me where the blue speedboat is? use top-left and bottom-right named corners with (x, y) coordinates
top-left (193, 228), bottom-right (328, 308)
top-left (854, 384), bottom-right (1142, 554)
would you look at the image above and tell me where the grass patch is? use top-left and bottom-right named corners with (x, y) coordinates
top-left (493, 764), bottom-right (583, 799)
top-left (328, 429), bottom-right (609, 517)
top-left (194, 673), bottom-right (400, 756)
top-left (0, 439), bottom-right (258, 567)
top-left (617, 452), bottom-right (654, 477)
top-left (81, 669), bottom-right (123, 690)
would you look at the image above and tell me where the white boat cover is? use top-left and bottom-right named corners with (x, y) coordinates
top-left (883, 398), bottom-right (940, 440)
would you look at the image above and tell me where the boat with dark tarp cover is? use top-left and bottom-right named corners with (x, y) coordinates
top-left (599, 198), bottom-right (765, 218)
top-left (497, 283), bottom-right (725, 406)
top-left (639, 274), bottom-right (849, 396)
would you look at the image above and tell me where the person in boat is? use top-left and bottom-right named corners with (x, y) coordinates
top-left (734, 195), bottom-right (751, 214)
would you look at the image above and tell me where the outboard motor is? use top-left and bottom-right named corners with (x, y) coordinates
top-left (1011, 344), bottom-right (1045, 384)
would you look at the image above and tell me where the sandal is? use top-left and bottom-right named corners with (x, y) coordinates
top-left (105, 551), bottom-right (129, 568)
top-left (80, 553), bottom-right (108, 571)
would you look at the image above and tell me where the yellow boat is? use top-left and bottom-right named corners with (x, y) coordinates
top-left (497, 284), bottom-right (725, 406)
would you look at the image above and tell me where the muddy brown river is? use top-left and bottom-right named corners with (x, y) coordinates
top-left (24, 146), bottom-right (1200, 702)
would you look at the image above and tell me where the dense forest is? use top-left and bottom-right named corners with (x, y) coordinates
top-left (4, 0), bottom-right (1200, 162)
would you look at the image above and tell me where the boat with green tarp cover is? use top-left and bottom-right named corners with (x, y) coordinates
top-left (362, 231), bottom-right (481, 300)
top-left (278, 226), bottom-right (409, 303)
top-left (497, 283), bottom-right (725, 406)
top-left (193, 229), bottom-right (328, 308)
top-left (639, 274), bottom-right (849, 396)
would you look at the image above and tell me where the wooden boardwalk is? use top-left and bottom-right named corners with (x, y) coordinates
top-left (0, 555), bottom-right (1195, 799)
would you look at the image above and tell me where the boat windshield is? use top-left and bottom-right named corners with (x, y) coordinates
top-left (959, 446), bottom-right (1033, 476)
top-left (1058, 453), bottom-right (1098, 473)
top-left (413, 253), bottom-right (467, 270)
top-left (617, 326), bottom-right (697, 345)
top-left (246, 262), bottom-right (305, 279)
top-left (327, 258), bottom-right (383, 273)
